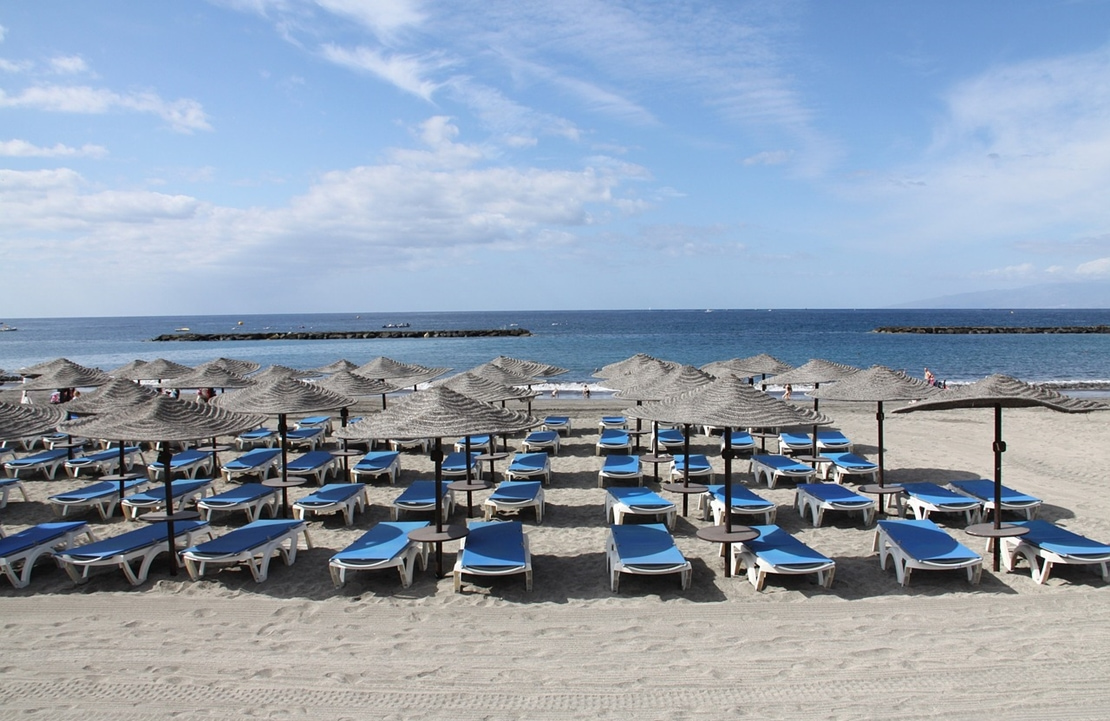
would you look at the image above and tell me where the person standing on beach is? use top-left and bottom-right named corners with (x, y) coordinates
top-left (783, 384), bottom-right (792, 401)
top-left (924, 367), bottom-right (936, 386)
top-left (582, 384), bottom-right (591, 399)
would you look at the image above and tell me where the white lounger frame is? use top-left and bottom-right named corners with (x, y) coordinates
top-left (731, 542), bottom-right (836, 592)
top-left (120, 480), bottom-right (215, 521)
top-left (606, 529), bottom-right (691, 593)
top-left (750, 456), bottom-right (816, 489)
top-left (57, 524), bottom-right (213, 586)
top-left (182, 522), bottom-right (311, 583)
top-left (293, 485), bottom-right (368, 527)
top-left (872, 524), bottom-right (982, 587)
top-left (329, 535), bottom-right (429, 589)
top-left (0, 524), bottom-right (96, 588)
top-left (795, 486), bottom-right (876, 527)
top-left (1002, 535), bottom-right (1110, 585)
top-left (605, 492), bottom-right (676, 530)
top-left (0, 478), bottom-right (29, 509)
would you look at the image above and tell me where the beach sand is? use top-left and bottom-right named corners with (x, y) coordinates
top-left (1, 396), bottom-right (1109, 719)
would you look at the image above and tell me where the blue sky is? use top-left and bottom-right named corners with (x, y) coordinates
top-left (2, 1), bottom-right (1110, 317)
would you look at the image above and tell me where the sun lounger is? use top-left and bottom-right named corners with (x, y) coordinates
top-left (606, 523), bottom-right (691, 592)
top-left (121, 478), bottom-right (215, 521)
top-left (454, 520), bottom-right (532, 592)
top-left (653, 428), bottom-right (686, 451)
top-left (948, 479), bottom-right (1043, 520)
top-left (295, 415), bottom-right (332, 432)
top-left (821, 452), bottom-right (879, 484)
top-left (1001, 520), bottom-right (1110, 584)
top-left (63, 445), bottom-right (144, 478)
top-left (48, 478), bottom-right (152, 520)
top-left (55, 520), bottom-right (212, 586)
top-left (605, 487), bottom-right (676, 529)
top-left (147, 449), bottom-right (214, 481)
top-left (899, 482), bottom-right (981, 525)
top-left (441, 451), bottom-right (483, 480)
top-left (720, 430), bottom-right (755, 454)
top-left (521, 430), bottom-right (560, 454)
top-left (700, 485), bottom-right (777, 525)
top-left (284, 450), bottom-right (338, 486)
top-left (795, 483), bottom-right (876, 527)
top-left (236, 427), bottom-right (276, 450)
top-left (0, 477), bottom-right (29, 509)
top-left (597, 454), bottom-right (643, 488)
top-left (329, 520), bottom-right (430, 588)
top-left (599, 416), bottom-right (628, 430)
top-left (351, 451), bottom-right (402, 485)
top-left (391, 480), bottom-right (455, 521)
top-left (44, 433), bottom-right (85, 451)
top-left (222, 448), bottom-right (282, 483)
top-left (777, 431), bottom-right (812, 455)
top-left (504, 452), bottom-right (551, 485)
top-left (285, 426), bottom-right (325, 450)
top-left (483, 481), bottom-right (545, 523)
top-left (542, 416), bottom-right (572, 436)
top-left (670, 454), bottom-right (714, 483)
top-left (196, 483), bottom-right (280, 522)
top-left (0, 521), bottom-right (94, 588)
top-left (4, 448), bottom-right (70, 480)
top-left (389, 437), bottom-right (430, 453)
top-left (731, 524), bottom-right (836, 591)
top-left (596, 429), bottom-right (631, 456)
top-left (816, 430), bottom-right (853, 453)
top-left (293, 483), bottom-right (368, 526)
top-left (873, 518), bottom-right (982, 587)
top-left (453, 434), bottom-right (493, 453)
top-left (181, 519), bottom-right (311, 582)
top-left (750, 454), bottom-right (816, 489)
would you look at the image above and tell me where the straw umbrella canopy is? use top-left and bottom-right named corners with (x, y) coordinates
top-left (18, 357), bottom-right (98, 378)
top-left (431, 372), bottom-right (537, 404)
top-left (594, 353), bottom-right (678, 380)
top-left (895, 374), bottom-right (1110, 570)
top-left (20, 362), bottom-right (112, 391)
top-left (627, 378), bottom-right (830, 573)
top-left (112, 358), bottom-right (193, 382)
top-left (60, 396), bottom-right (265, 575)
top-left (212, 377), bottom-right (353, 486)
top-left (490, 356), bottom-right (568, 378)
top-left (702, 354), bottom-right (793, 386)
top-left (335, 386), bottom-right (540, 576)
top-left (312, 359), bottom-right (360, 374)
top-left (64, 378), bottom-right (161, 415)
top-left (109, 359), bottom-right (149, 378)
top-left (0, 402), bottom-right (66, 441)
top-left (249, 364), bottom-right (322, 382)
top-left (161, 365), bottom-right (255, 392)
top-left (464, 362), bottom-right (536, 387)
top-left (356, 357), bottom-right (434, 379)
top-left (597, 358), bottom-right (682, 392)
top-left (808, 366), bottom-right (941, 487)
top-left (194, 357), bottom-right (261, 376)
top-left (315, 370), bottom-right (399, 427)
top-left (766, 359), bottom-right (860, 456)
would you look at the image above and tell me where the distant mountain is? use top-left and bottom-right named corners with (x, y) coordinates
top-left (893, 281), bottom-right (1110, 309)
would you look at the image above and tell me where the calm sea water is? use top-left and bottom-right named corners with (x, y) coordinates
top-left (3, 309), bottom-right (1110, 390)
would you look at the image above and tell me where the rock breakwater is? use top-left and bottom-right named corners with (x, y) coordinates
top-left (151, 328), bottom-right (532, 342)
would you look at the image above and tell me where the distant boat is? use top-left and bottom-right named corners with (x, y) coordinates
top-left (0, 323), bottom-right (17, 332)
top-left (175, 327), bottom-right (190, 332)
top-left (382, 322), bottom-right (410, 329)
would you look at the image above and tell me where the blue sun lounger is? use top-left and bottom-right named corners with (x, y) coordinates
top-left (483, 481), bottom-right (545, 523)
top-left (181, 519), bottom-right (311, 582)
top-left (453, 434), bottom-right (493, 453)
top-left (148, 449), bottom-right (214, 481)
top-left (351, 451), bottom-right (402, 485)
top-left (295, 415), bottom-right (332, 431)
top-left (441, 451), bottom-right (483, 480)
top-left (49, 478), bottom-right (152, 519)
top-left (671, 454), bottom-right (714, 483)
top-left (4, 448), bottom-right (70, 480)
top-left (391, 480), bottom-right (455, 521)
top-left (899, 482), bottom-right (981, 525)
top-left (55, 520), bottom-right (212, 586)
top-left (222, 448), bottom-right (282, 483)
top-left (607, 523), bottom-right (691, 592)
top-left (285, 427), bottom-right (324, 450)
top-left (328, 520), bottom-right (430, 588)
top-left (64, 446), bottom-right (144, 478)
top-left (453, 520), bottom-right (532, 593)
top-left (1001, 520), bottom-right (1110, 584)
top-left (542, 416), bottom-right (571, 436)
top-left (121, 478), bottom-right (215, 521)
top-left (700, 484), bottom-right (777, 525)
top-left (505, 452), bottom-right (551, 485)
top-left (731, 524), bottom-right (836, 591)
top-left (596, 429), bottom-right (631, 456)
top-left (750, 454), bottom-right (816, 489)
top-left (0, 521), bottom-right (94, 588)
top-left (598, 454), bottom-right (642, 488)
top-left (820, 452), bottom-right (879, 484)
top-left (777, 431), bottom-right (813, 455)
top-left (598, 416), bottom-right (627, 430)
top-left (873, 518), bottom-right (982, 587)
top-left (521, 430), bottom-right (560, 454)
top-left (196, 483), bottom-right (280, 522)
top-left (284, 450), bottom-right (338, 486)
top-left (236, 427), bottom-right (276, 450)
top-left (795, 483), bottom-right (876, 527)
top-left (293, 483), bottom-right (367, 526)
top-left (653, 428), bottom-right (686, 451)
top-left (816, 430), bottom-right (852, 453)
top-left (605, 487), bottom-right (676, 529)
top-left (0, 477), bottom-right (29, 509)
top-left (948, 479), bottom-right (1043, 520)
top-left (720, 430), bottom-right (755, 454)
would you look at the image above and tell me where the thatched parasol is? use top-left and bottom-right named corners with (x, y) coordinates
top-left (0, 402), bottom-right (66, 441)
top-left (766, 359), bottom-right (860, 456)
top-left (249, 365), bottom-right (322, 382)
top-left (593, 354), bottom-right (679, 381)
top-left (20, 362), bottom-right (112, 391)
top-left (64, 378), bottom-right (161, 415)
top-left (161, 365), bottom-right (255, 391)
top-left (109, 360), bottom-right (149, 378)
top-left (895, 374), bottom-right (1110, 570)
top-left (491, 356), bottom-right (568, 378)
top-left (112, 358), bottom-right (193, 381)
top-left (18, 358), bottom-right (99, 378)
top-left (194, 357), bottom-right (261, 376)
top-left (312, 359), bottom-right (360, 374)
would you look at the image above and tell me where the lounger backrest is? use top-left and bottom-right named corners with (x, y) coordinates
top-left (0, 521), bottom-right (87, 556)
top-left (186, 520), bottom-right (303, 554)
top-left (355, 451), bottom-right (400, 469)
top-left (491, 481), bottom-right (541, 501)
top-left (332, 521), bottom-right (429, 562)
top-left (203, 483), bottom-right (274, 503)
top-left (603, 455), bottom-right (640, 472)
top-left (610, 524), bottom-right (684, 565)
top-left (1015, 520), bottom-right (1110, 556)
top-left (287, 451), bottom-right (333, 470)
top-left (65, 521), bottom-right (209, 557)
top-left (744, 524), bottom-right (832, 565)
top-left (877, 520), bottom-right (978, 561)
top-left (462, 521), bottom-right (526, 566)
top-left (300, 483), bottom-right (362, 503)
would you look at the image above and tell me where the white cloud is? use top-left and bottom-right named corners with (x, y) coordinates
top-left (980, 263), bottom-right (1036, 279)
top-left (314, 0), bottom-right (425, 44)
top-left (320, 44), bottom-right (444, 100)
top-left (0, 58), bottom-right (32, 73)
top-left (0, 24), bottom-right (6, 42)
top-left (0, 139), bottom-right (108, 158)
top-left (0, 85), bottom-right (212, 132)
top-left (49, 55), bottom-right (89, 75)
top-left (743, 150), bottom-right (792, 166)
top-left (1076, 258), bottom-right (1110, 277)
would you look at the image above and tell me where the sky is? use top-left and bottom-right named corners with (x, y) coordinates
top-left (3, 1), bottom-right (1110, 317)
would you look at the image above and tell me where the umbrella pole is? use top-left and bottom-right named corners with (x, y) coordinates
top-left (876, 401), bottom-right (886, 515)
top-left (722, 427), bottom-right (733, 578)
top-left (278, 414), bottom-right (290, 518)
top-left (992, 404), bottom-right (1005, 572)
top-left (463, 436), bottom-right (475, 518)
top-left (811, 386), bottom-right (820, 458)
top-left (432, 438), bottom-right (445, 577)
top-left (159, 444), bottom-right (179, 576)
top-left (681, 423), bottom-right (691, 517)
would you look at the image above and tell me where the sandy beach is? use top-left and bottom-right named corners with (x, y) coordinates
top-left (2, 396), bottom-right (1109, 719)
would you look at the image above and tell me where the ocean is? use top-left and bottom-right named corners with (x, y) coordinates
top-left (3, 308), bottom-right (1110, 393)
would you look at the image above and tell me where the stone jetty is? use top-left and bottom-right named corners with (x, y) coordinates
top-left (151, 328), bottom-right (532, 342)
top-left (874, 325), bottom-right (1110, 334)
